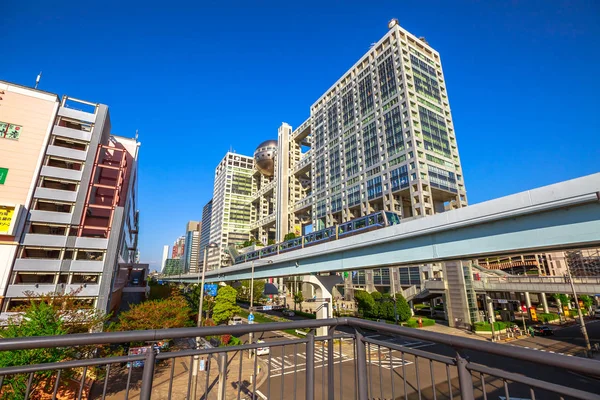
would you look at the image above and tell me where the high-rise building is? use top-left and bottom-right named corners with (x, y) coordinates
top-left (200, 199), bottom-right (213, 267)
top-left (248, 21), bottom-right (467, 296)
top-left (160, 245), bottom-right (169, 273)
top-left (207, 153), bottom-right (254, 270)
top-left (0, 83), bottom-right (143, 316)
top-left (162, 258), bottom-right (183, 275)
top-left (182, 221), bottom-right (201, 273)
top-left (171, 236), bottom-right (185, 259)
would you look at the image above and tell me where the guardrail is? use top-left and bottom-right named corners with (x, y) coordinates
top-left (0, 318), bottom-right (599, 399)
top-left (484, 276), bottom-right (600, 284)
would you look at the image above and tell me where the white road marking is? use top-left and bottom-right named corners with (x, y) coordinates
top-left (255, 389), bottom-right (268, 399)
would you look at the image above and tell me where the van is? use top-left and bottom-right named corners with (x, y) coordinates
top-left (229, 316), bottom-right (243, 325)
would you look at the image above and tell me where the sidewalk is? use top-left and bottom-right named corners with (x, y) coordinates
top-left (91, 341), bottom-right (267, 400)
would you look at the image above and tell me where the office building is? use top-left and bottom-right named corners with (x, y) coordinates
top-left (182, 221), bottom-right (201, 273)
top-left (160, 245), bottom-right (169, 273)
top-left (248, 21), bottom-right (467, 297)
top-left (200, 199), bottom-right (213, 266)
top-left (162, 258), bottom-right (183, 275)
top-left (476, 252), bottom-right (569, 276)
top-left (207, 153), bottom-right (254, 270)
top-left (171, 236), bottom-right (185, 259)
top-left (0, 81), bottom-right (144, 317)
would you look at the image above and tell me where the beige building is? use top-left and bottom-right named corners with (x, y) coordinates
top-left (0, 81), bottom-right (60, 307)
top-left (476, 251), bottom-right (568, 276)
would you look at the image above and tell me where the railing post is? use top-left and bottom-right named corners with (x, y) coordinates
top-left (139, 347), bottom-right (156, 400)
top-left (217, 352), bottom-right (227, 400)
top-left (327, 326), bottom-right (335, 400)
top-left (456, 352), bottom-right (475, 400)
top-left (306, 332), bottom-right (315, 400)
top-left (355, 330), bottom-right (368, 400)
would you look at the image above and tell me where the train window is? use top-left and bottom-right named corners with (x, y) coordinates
top-left (356, 218), bottom-right (366, 229)
top-left (377, 213), bottom-right (384, 224)
top-left (368, 216), bottom-right (375, 225)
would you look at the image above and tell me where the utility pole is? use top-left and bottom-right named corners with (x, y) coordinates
top-left (566, 269), bottom-right (592, 356)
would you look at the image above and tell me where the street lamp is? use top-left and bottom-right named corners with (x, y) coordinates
top-left (190, 241), bottom-right (218, 400)
top-left (249, 259), bottom-right (273, 359)
top-left (565, 267), bottom-right (592, 356)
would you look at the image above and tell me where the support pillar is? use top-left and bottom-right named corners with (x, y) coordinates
top-left (301, 275), bottom-right (343, 336)
top-left (540, 293), bottom-right (549, 313)
top-left (524, 292), bottom-right (532, 309)
top-left (486, 295), bottom-right (495, 323)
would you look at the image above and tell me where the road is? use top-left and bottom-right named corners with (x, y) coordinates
top-left (246, 315), bottom-right (600, 400)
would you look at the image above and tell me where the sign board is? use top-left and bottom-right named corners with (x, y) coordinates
top-left (248, 313), bottom-right (255, 324)
top-left (0, 206), bottom-right (15, 234)
top-left (0, 168), bottom-right (8, 185)
top-left (199, 359), bottom-right (206, 371)
top-left (263, 305), bottom-right (272, 311)
top-left (563, 306), bottom-right (570, 317)
top-left (498, 299), bottom-right (508, 304)
top-left (204, 283), bottom-right (218, 297)
top-left (127, 346), bottom-right (151, 368)
top-left (529, 307), bottom-right (538, 322)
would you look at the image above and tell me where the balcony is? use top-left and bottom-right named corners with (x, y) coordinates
top-left (21, 233), bottom-right (68, 248)
top-left (57, 105), bottom-right (96, 124)
top-left (12, 259), bottom-right (61, 271)
top-left (52, 125), bottom-right (92, 142)
top-left (5, 284), bottom-right (57, 297)
top-left (34, 187), bottom-right (78, 203)
top-left (292, 151), bottom-right (312, 175)
top-left (29, 210), bottom-right (73, 224)
top-left (65, 283), bottom-right (100, 296)
top-left (74, 237), bottom-right (109, 250)
top-left (292, 194), bottom-right (313, 212)
top-left (40, 166), bottom-right (83, 181)
top-left (46, 144), bottom-right (87, 161)
top-left (0, 318), bottom-right (597, 400)
top-left (69, 260), bottom-right (105, 272)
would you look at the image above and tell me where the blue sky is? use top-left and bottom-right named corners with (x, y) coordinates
top-left (2, 1), bottom-right (599, 271)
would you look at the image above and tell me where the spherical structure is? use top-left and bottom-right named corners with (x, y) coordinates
top-left (254, 139), bottom-right (277, 176)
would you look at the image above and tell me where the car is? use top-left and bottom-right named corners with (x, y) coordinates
top-left (282, 309), bottom-right (295, 317)
top-left (229, 316), bottom-right (243, 326)
top-left (132, 278), bottom-right (140, 285)
top-left (594, 308), bottom-right (600, 319)
top-left (255, 340), bottom-right (270, 356)
top-left (533, 326), bottom-right (554, 336)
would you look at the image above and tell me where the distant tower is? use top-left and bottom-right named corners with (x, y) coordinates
top-left (254, 140), bottom-right (277, 176)
top-left (160, 245), bottom-right (168, 272)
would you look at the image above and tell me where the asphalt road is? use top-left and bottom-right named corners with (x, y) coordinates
top-left (245, 318), bottom-right (600, 400)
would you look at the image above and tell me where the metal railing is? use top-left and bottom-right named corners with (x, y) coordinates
top-left (0, 317), bottom-right (599, 399)
top-left (483, 275), bottom-right (600, 284)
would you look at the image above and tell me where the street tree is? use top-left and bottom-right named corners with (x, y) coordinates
top-left (283, 232), bottom-right (296, 241)
top-left (235, 279), bottom-right (266, 305)
top-left (212, 286), bottom-right (241, 325)
top-left (184, 284), bottom-right (216, 320)
top-left (354, 290), bottom-right (375, 316)
top-left (115, 290), bottom-right (192, 330)
top-left (0, 290), bottom-right (107, 399)
top-left (579, 294), bottom-right (594, 314)
top-left (293, 291), bottom-right (304, 311)
top-left (395, 293), bottom-right (412, 322)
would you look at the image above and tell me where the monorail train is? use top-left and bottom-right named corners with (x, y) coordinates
top-left (234, 211), bottom-right (401, 264)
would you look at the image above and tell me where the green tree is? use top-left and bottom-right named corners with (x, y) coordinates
top-left (379, 293), bottom-right (397, 321)
top-left (212, 286), bottom-right (241, 325)
top-left (284, 232), bottom-right (296, 241)
top-left (553, 293), bottom-right (570, 309)
top-left (184, 284), bottom-right (216, 319)
top-left (115, 291), bottom-right (192, 330)
top-left (579, 294), bottom-right (594, 314)
top-left (370, 291), bottom-right (382, 318)
top-left (395, 293), bottom-right (412, 322)
top-left (354, 290), bottom-right (375, 316)
top-left (235, 280), bottom-right (266, 305)
top-left (0, 291), bottom-right (107, 399)
top-left (293, 291), bottom-right (304, 310)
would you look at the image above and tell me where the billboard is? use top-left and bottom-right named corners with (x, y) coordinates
top-left (204, 283), bottom-right (218, 297)
top-left (0, 206), bottom-right (15, 234)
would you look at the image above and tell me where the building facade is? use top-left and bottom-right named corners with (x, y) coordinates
top-left (247, 21), bottom-right (467, 296)
top-left (207, 153), bottom-right (254, 270)
top-left (476, 251), bottom-right (569, 276)
top-left (171, 236), bottom-right (185, 259)
top-left (200, 198), bottom-right (213, 267)
top-left (182, 221), bottom-right (201, 273)
top-left (0, 84), bottom-right (143, 317)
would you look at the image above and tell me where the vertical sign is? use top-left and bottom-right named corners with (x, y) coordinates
top-left (0, 206), bottom-right (15, 234)
top-left (0, 168), bottom-right (7, 185)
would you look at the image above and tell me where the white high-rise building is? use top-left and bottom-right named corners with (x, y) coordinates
top-left (207, 153), bottom-right (254, 270)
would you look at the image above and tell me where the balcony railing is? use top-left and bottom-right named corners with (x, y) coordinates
top-left (0, 318), bottom-right (598, 399)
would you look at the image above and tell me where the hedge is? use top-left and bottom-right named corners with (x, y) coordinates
top-left (537, 312), bottom-right (559, 323)
top-left (294, 310), bottom-right (317, 319)
top-left (473, 321), bottom-right (508, 332)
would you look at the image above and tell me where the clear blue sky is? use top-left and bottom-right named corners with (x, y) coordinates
top-left (2, 1), bottom-right (599, 271)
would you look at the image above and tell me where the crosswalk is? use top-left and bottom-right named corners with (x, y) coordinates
top-left (508, 344), bottom-right (573, 356)
top-left (264, 350), bottom-right (354, 378)
top-left (369, 355), bottom-right (414, 370)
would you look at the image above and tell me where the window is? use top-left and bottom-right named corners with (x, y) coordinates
top-left (29, 224), bottom-right (69, 235)
top-left (13, 272), bottom-right (56, 284)
top-left (20, 247), bottom-right (61, 259)
top-left (52, 137), bottom-right (87, 151)
top-left (75, 250), bottom-right (104, 261)
top-left (45, 156), bottom-right (83, 171)
top-left (71, 274), bottom-right (100, 284)
top-left (35, 200), bottom-right (73, 213)
top-left (39, 177), bottom-right (77, 191)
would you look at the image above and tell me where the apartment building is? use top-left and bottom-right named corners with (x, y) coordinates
top-left (207, 153), bottom-right (254, 270)
top-left (248, 21), bottom-right (467, 297)
top-left (0, 83), bottom-right (143, 317)
top-left (182, 220), bottom-right (201, 273)
top-left (171, 236), bottom-right (185, 259)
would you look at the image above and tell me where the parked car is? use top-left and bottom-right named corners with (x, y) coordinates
top-left (282, 309), bottom-right (295, 317)
top-left (594, 308), bottom-right (600, 319)
top-left (533, 326), bottom-right (554, 336)
top-left (255, 340), bottom-right (270, 356)
top-left (229, 316), bottom-right (243, 326)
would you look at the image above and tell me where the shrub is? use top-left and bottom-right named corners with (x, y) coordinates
top-left (473, 321), bottom-right (508, 332)
top-left (403, 317), bottom-right (435, 328)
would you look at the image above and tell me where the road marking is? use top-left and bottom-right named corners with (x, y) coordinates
top-left (369, 356), bottom-right (414, 370)
top-left (270, 357), bottom-right (355, 378)
top-left (256, 389), bottom-right (268, 399)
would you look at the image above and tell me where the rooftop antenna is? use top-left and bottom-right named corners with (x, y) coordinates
top-left (135, 129), bottom-right (139, 141)
top-left (35, 71), bottom-right (42, 89)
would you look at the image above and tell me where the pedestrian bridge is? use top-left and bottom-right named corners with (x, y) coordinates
top-left (471, 276), bottom-right (600, 295)
top-left (185, 173), bottom-right (600, 283)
